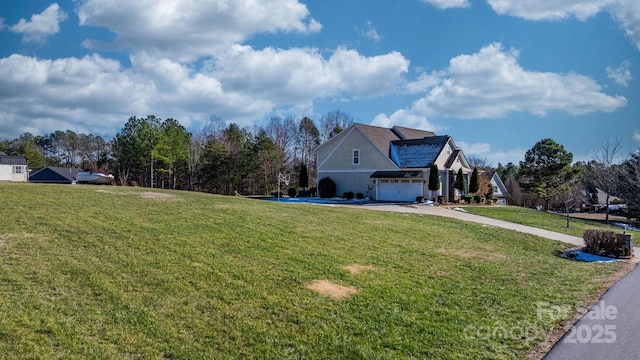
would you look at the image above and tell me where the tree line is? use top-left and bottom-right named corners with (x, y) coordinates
top-left (2, 116), bottom-right (638, 221)
top-left (487, 138), bottom-right (640, 222)
top-left (0, 109), bottom-right (354, 195)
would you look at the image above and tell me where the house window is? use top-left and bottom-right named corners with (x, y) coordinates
top-left (13, 166), bottom-right (22, 174)
top-left (352, 149), bottom-right (360, 165)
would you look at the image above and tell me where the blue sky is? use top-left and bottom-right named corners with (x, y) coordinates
top-left (1, 0), bottom-right (638, 165)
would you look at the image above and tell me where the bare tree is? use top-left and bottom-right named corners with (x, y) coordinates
top-left (265, 116), bottom-right (297, 167)
top-left (586, 138), bottom-right (622, 224)
top-left (466, 156), bottom-right (492, 171)
top-left (553, 182), bottom-right (584, 228)
top-left (319, 108), bottom-right (354, 142)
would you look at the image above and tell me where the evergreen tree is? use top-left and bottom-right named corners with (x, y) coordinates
top-left (428, 164), bottom-right (440, 198)
top-left (469, 167), bottom-right (480, 194)
top-left (454, 168), bottom-right (465, 193)
top-left (299, 163), bottom-right (309, 189)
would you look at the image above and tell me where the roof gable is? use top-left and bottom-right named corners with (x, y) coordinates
top-left (389, 136), bottom-right (450, 168)
top-left (29, 167), bottom-right (80, 182)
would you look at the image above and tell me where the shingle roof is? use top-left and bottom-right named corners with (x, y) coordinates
top-left (354, 124), bottom-right (403, 157)
top-left (392, 126), bottom-right (436, 140)
top-left (389, 136), bottom-right (450, 168)
top-left (29, 167), bottom-right (81, 183)
top-left (354, 123), bottom-right (437, 159)
top-left (0, 155), bottom-right (27, 166)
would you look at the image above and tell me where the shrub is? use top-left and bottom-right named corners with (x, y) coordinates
top-left (298, 189), bottom-right (308, 197)
top-left (287, 187), bottom-right (297, 197)
top-left (356, 193), bottom-right (364, 200)
top-left (309, 187), bottom-right (317, 197)
top-left (583, 230), bottom-right (622, 257)
top-left (318, 177), bottom-right (336, 198)
top-left (343, 191), bottom-right (354, 200)
top-left (473, 195), bottom-right (485, 204)
top-left (416, 196), bottom-right (425, 203)
top-left (463, 195), bottom-right (474, 204)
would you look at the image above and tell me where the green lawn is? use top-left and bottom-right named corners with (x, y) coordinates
top-left (0, 184), bottom-right (629, 359)
top-left (460, 205), bottom-right (636, 238)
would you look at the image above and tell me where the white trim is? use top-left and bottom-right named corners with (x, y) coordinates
top-left (352, 149), bottom-right (360, 165)
top-left (318, 169), bottom-right (386, 173)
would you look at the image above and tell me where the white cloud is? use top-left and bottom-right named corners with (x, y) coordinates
top-left (485, 0), bottom-right (640, 51)
top-left (404, 71), bottom-right (444, 94)
top-left (609, 0), bottom-right (640, 50)
top-left (415, 43), bottom-right (626, 118)
top-left (457, 141), bottom-right (526, 165)
top-left (457, 141), bottom-right (491, 155)
top-left (0, 44), bottom-right (411, 138)
top-left (421, 0), bottom-right (471, 10)
top-left (606, 60), bottom-right (633, 86)
top-left (355, 21), bottom-right (382, 42)
top-left (212, 45), bottom-right (409, 100)
top-left (371, 110), bottom-right (446, 132)
top-left (486, 0), bottom-right (613, 20)
top-left (634, 130), bottom-right (640, 142)
top-left (77, 0), bottom-right (322, 62)
top-left (10, 3), bottom-right (67, 43)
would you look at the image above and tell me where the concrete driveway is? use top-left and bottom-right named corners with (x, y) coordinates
top-left (343, 203), bottom-right (586, 246)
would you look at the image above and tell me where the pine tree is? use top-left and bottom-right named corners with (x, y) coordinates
top-left (428, 164), bottom-right (440, 198)
top-left (469, 167), bottom-right (480, 194)
top-left (454, 168), bottom-right (465, 193)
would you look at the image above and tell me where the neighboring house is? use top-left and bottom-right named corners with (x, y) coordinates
top-left (0, 152), bottom-right (28, 182)
top-left (316, 123), bottom-right (472, 202)
top-left (29, 167), bottom-right (81, 184)
top-left (481, 171), bottom-right (509, 205)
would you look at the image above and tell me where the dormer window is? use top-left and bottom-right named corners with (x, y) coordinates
top-left (352, 149), bottom-right (360, 165)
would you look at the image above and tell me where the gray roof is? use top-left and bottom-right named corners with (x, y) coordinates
top-left (29, 167), bottom-right (81, 183)
top-left (389, 136), bottom-right (450, 168)
top-left (0, 155), bottom-right (27, 166)
top-left (392, 126), bottom-right (436, 140)
top-left (354, 123), bottom-right (437, 159)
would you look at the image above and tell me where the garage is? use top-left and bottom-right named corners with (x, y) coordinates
top-left (371, 171), bottom-right (423, 202)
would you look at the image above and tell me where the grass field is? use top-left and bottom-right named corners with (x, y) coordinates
top-left (460, 205), bottom-right (637, 238)
top-left (0, 184), bottom-right (630, 359)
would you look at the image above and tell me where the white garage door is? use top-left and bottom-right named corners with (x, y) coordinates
top-left (377, 180), bottom-right (423, 202)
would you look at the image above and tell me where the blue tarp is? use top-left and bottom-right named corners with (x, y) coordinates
top-left (561, 248), bottom-right (624, 262)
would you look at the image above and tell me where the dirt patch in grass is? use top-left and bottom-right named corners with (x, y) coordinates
top-left (139, 192), bottom-right (179, 201)
top-left (307, 280), bottom-right (358, 300)
top-left (528, 261), bottom-right (637, 360)
top-left (343, 264), bottom-right (375, 275)
top-left (96, 189), bottom-right (179, 201)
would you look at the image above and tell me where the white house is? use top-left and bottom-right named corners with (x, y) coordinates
top-left (482, 171), bottom-right (509, 205)
top-left (316, 124), bottom-right (472, 202)
top-left (0, 152), bottom-right (28, 182)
